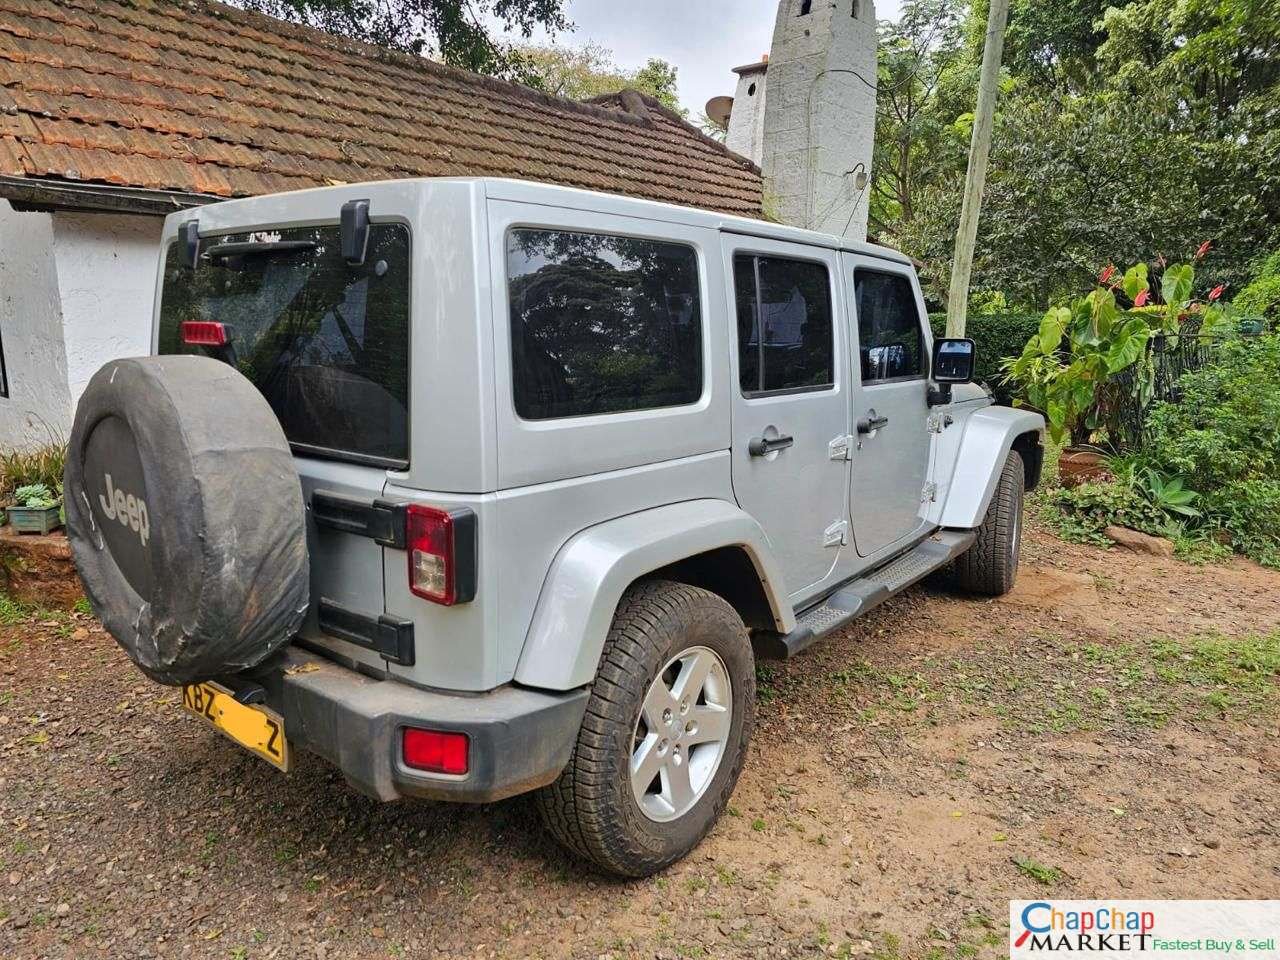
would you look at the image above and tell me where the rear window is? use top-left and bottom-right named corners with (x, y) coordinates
top-left (506, 229), bottom-right (704, 421)
top-left (157, 224), bottom-right (411, 467)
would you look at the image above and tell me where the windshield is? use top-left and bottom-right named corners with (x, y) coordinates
top-left (157, 223), bottom-right (411, 467)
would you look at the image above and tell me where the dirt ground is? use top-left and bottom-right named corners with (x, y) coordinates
top-left (1, 522), bottom-right (1278, 960)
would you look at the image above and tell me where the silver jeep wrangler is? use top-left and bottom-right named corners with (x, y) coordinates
top-left (64, 178), bottom-right (1044, 877)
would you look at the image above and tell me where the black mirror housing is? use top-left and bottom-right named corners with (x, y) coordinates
top-left (932, 337), bottom-right (977, 384)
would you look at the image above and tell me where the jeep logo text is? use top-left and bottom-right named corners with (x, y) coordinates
top-left (100, 473), bottom-right (150, 547)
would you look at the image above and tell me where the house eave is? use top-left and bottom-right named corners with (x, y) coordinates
top-left (0, 176), bottom-right (216, 217)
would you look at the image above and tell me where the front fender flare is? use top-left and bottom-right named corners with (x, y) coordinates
top-left (939, 407), bottom-right (1045, 529)
top-left (514, 499), bottom-right (794, 691)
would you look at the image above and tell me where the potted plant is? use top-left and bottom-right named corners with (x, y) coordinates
top-left (7, 482), bottom-right (62, 535)
top-left (1004, 253), bottom-right (1229, 485)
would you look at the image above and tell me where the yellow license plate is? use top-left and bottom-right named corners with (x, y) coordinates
top-left (182, 681), bottom-right (290, 771)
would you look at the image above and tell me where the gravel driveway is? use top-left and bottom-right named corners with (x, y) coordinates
top-left (2, 523), bottom-right (1278, 960)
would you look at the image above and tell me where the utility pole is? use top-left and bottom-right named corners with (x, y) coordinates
top-left (945, 0), bottom-right (1011, 337)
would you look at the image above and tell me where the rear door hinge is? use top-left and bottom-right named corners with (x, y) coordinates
top-left (828, 434), bottom-right (854, 461)
top-left (921, 481), bottom-right (939, 503)
top-left (823, 519), bottom-right (849, 548)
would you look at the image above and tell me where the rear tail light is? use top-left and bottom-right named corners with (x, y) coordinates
top-left (405, 504), bottom-right (477, 606)
top-left (181, 320), bottom-right (231, 347)
top-left (402, 728), bottom-right (468, 775)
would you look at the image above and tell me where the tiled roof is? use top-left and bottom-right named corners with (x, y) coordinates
top-left (0, 0), bottom-right (764, 217)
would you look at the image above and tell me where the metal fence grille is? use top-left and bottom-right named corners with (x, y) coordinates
top-left (1103, 325), bottom-right (1220, 450)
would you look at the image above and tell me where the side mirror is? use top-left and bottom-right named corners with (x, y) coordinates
top-left (932, 337), bottom-right (977, 384)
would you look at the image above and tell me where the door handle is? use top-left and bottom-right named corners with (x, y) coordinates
top-left (857, 410), bottom-right (889, 434)
top-left (748, 434), bottom-right (795, 457)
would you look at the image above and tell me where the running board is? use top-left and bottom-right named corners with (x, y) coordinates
top-left (757, 530), bottom-right (977, 660)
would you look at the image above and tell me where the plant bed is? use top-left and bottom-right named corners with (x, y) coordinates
top-left (0, 525), bottom-right (83, 609)
top-left (8, 504), bottom-right (62, 535)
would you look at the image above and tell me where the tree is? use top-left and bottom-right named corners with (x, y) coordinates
top-left (1003, 0), bottom-right (1111, 91)
top-left (518, 44), bottom-right (686, 115)
top-left (631, 59), bottom-right (683, 114)
top-left (876, 0), bottom-right (1280, 308)
top-left (226, 0), bottom-right (570, 81)
top-left (869, 0), bottom-right (969, 245)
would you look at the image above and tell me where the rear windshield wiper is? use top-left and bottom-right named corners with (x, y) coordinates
top-left (203, 240), bottom-right (318, 262)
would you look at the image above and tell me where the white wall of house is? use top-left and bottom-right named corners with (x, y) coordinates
top-left (0, 199), bottom-right (72, 449)
top-left (0, 199), bottom-right (162, 451)
top-left (51, 212), bottom-right (162, 404)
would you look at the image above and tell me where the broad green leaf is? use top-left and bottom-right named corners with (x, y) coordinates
top-left (1092, 289), bottom-right (1118, 339)
top-left (1161, 263), bottom-right (1194, 309)
top-left (1122, 264), bottom-right (1149, 301)
top-left (1104, 320), bottom-right (1150, 372)
top-left (1038, 307), bottom-right (1068, 354)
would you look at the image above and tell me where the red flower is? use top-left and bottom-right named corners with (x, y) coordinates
top-left (1098, 265), bottom-right (1116, 286)
top-left (1208, 284), bottom-right (1226, 302)
top-left (1196, 241), bottom-right (1212, 260)
top-left (1133, 289), bottom-right (1151, 307)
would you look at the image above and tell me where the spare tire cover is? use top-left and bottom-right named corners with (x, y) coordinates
top-left (64, 356), bottom-right (309, 686)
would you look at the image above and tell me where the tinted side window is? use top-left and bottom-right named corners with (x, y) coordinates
top-left (507, 230), bottom-right (703, 420)
top-left (855, 270), bottom-right (924, 383)
top-left (734, 254), bottom-right (834, 394)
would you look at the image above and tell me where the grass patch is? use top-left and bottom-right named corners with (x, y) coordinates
top-left (0, 594), bottom-right (29, 626)
top-left (0, 591), bottom-right (78, 627)
top-left (1013, 856), bottom-right (1062, 886)
top-left (802, 630), bottom-right (1278, 737)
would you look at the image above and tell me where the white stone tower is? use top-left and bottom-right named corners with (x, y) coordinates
top-left (753, 0), bottom-right (878, 240)
top-left (724, 58), bottom-right (769, 164)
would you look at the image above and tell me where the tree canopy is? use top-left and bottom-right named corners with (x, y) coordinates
top-left (227, 0), bottom-right (570, 81)
top-left (875, 0), bottom-right (1280, 309)
top-left (516, 43), bottom-right (685, 114)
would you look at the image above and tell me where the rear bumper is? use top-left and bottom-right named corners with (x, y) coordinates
top-left (250, 648), bottom-right (589, 803)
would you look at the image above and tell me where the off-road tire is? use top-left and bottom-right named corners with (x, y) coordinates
top-left (953, 450), bottom-right (1024, 596)
top-left (536, 580), bottom-right (755, 877)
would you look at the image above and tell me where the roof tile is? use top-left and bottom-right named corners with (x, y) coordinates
top-left (0, 0), bottom-right (761, 216)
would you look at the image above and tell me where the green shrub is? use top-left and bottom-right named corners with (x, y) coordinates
top-left (1144, 333), bottom-right (1280, 567)
top-left (929, 311), bottom-right (1041, 404)
top-left (1048, 481), bottom-right (1172, 541)
top-left (1235, 250), bottom-right (1280, 320)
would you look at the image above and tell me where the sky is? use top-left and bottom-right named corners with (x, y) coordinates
top-left (488, 0), bottom-right (905, 117)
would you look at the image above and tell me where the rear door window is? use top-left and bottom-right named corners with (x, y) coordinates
top-left (506, 229), bottom-right (703, 421)
top-left (733, 254), bottom-right (835, 395)
top-left (157, 224), bottom-right (411, 467)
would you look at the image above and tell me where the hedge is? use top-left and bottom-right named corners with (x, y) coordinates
top-left (928, 312), bottom-right (1041, 404)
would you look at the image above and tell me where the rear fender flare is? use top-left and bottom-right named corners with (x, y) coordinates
top-left (939, 407), bottom-right (1045, 529)
top-left (514, 499), bottom-right (794, 691)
